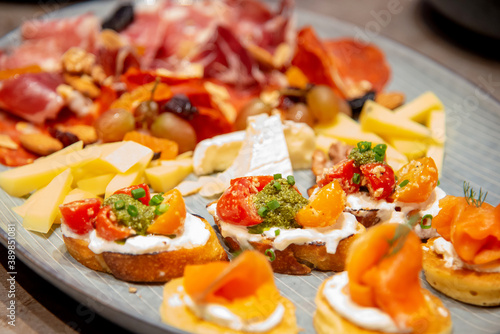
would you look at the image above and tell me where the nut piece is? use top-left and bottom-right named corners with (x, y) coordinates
top-left (64, 73), bottom-right (101, 99)
top-left (19, 133), bottom-right (63, 156)
top-left (62, 47), bottom-right (96, 74)
top-left (375, 91), bottom-right (405, 110)
top-left (312, 149), bottom-right (328, 177)
top-left (59, 125), bottom-right (98, 145)
top-left (0, 134), bottom-right (19, 149)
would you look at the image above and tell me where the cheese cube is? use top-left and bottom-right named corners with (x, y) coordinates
top-left (385, 137), bottom-right (428, 161)
top-left (145, 159), bottom-right (193, 193)
top-left (22, 169), bottom-right (73, 233)
top-left (193, 131), bottom-right (245, 175)
top-left (283, 121), bottom-right (316, 170)
top-left (394, 91), bottom-right (444, 123)
top-left (315, 135), bottom-right (341, 155)
top-left (0, 145), bottom-right (101, 197)
top-left (360, 100), bottom-right (432, 140)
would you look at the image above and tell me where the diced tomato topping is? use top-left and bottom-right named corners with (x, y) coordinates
top-left (95, 206), bottom-right (133, 241)
top-left (216, 176), bottom-right (274, 226)
top-left (59, 198), bottom-right (102, 234)
top-left (360, 163), bottom-right (395, 200)
top-left (113, 183), bottom-right (151, 206)
top-left (317, 159), bottom-right (361, 194)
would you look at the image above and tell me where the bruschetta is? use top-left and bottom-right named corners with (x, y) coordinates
top-left (60, 184), bottom-right (227, 282)
top-left (208, 174), bottom-right (364, 275)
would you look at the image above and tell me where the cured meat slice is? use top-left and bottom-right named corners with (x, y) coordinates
top-left (0, 14), bottom-right (99, 71)
top-left (193, 25), bottom-right (263, 88)
top-left (0, 73), bottom-right (64, 124)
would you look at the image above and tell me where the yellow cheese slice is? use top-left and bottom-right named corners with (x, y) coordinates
top-left (77, 173), bottom-right (115, 196)
top-left (145, 159), bottom-right (193, 193)
top-left (37, 140), bottom-right (84, 161)
top-left (0, 145), bottom-right (101, 197)
top-left (315, 113), bottom-right (386, 146)
top-left (384, 137), bottom-right (429, 161)
top-left (22, 169), bottom-right (73, 233)
top-left (315, 135), bottom-right (341, 155)
top-left (394, 91), bottom-right (444, 124)
top-left (104, 155), bottom-right (151, 198)
top-left (82, 141), bottom-right (153, 174)
top-left (426, 110), bottom-right (446, 145)
top-left (360, 100), bottom-right (432, 140)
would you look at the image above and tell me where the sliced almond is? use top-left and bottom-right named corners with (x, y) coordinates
top-left (19, 133), bottom-right (63, 156)
top-left (375, 91), bottom-right (406, 110)
top-left (0, 134), bottom-right (19, 150)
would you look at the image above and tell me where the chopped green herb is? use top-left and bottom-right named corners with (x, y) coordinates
top-left (420, 214), bottom-right (433, 229)
top-left (149, 193), bottom-right (164, 206)
top-left (267, 199), bottom-right (280, 210)
top-left (114, 200), bottom-right (125, 210)
top-left (273, 173), bottom-right (282, 180)
top-left (258, 206), bottom-right (268, 217)
top-left (273, 181), bottom-right (282, 191)
top-left (274, 229), bottom-right (280, 237)
top-left (287, 175), bottom-right (295, 186)
top-left (127, 204), bottom-right (139, 217)
top-left (357, 141), bottom-right (372, 153)
top-left (437, 180), bottom-right (440, 186)
top-left (114, 239), bottom-right (126, 245)
top-left (463, 181), bottom-right (488, 207)
top-left (155, 203), bottom-right (170, 215)
top-left (131, 187), bottom-right (146, 200)
top-left (265, 248), bottom-right (276, 262)
top-left (399, 179), bottom-right (410, 188)
top-left (352, 173), bottom-right (360, 185)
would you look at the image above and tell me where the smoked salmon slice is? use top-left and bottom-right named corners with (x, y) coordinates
top-left (347, 223), bottom-right (427, 329)
top-left (183, 250), bottom-right (274, 305)
top-left (433, 195), bottom-right (500, 265)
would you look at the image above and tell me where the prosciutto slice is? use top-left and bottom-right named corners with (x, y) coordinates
top-left (0, 73), bottom-right (64, 124)
top-left (0, 14), bottom-right (99, 71)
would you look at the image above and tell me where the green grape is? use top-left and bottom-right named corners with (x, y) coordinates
top-left (151, 113), bottom-right (197, 153)
top-left (94, 108), bottom-right (135, 142)
top-left (306, 85), bottom-right (350, 123)
top-left (284, 103), bottom-right (315, 127)
top-left (234, 98), bottom-right (272, 130)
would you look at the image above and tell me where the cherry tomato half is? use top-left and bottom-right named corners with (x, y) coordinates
top-left (59, 198), bottom-right (102, 234)
top-left (113, 183), bottom-right (151, 206)
top-left (95, 206), bottom-right (133, 241)
top-left (317, 159), bottom-right (361, 195)
top-left (360, 163), bottom-right (395, 200)
top-left (216, 176), bottom-right (274, 226)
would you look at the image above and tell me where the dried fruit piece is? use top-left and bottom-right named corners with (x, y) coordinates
top-left (375, 91), bottom-right (405, 110)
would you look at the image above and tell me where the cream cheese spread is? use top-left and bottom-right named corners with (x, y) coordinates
top-left (323, 272), bottom-right (409, 333)
top-left (430, 237), bottom-right (500, 273)
top-left (182, 292), bottom-right (285, 332)
top-left (62, 213), bottom-right (210, 255)
top-left (208, 203), bottom-right (359, 254)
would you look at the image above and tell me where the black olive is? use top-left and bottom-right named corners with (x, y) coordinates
top-left (348, 91), bottom-right (376, 120)
top-left (163, 94), bottom-right (199, 121)
top-left (102, 3), bottom-right (134, 32)
top-left (49, 128), bottom-right (79, 147)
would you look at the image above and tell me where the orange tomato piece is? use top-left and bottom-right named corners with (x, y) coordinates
top-left (183, 250), bottom-right (274, 305)
top-left (295, 180), bottom-right (346, 228)
top-left (391, 157), bottom-right (439, 203)
top-left (347, 223), bottom-right (427, 329)
top-left (123, 131), bottom-right (178, 160)
top-left (147, 189), bottom-right (186, 235)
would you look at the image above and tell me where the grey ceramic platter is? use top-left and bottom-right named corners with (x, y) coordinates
top-left (1, 1), bottom-right (500, 333)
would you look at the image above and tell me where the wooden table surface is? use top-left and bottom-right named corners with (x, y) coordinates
top-left (1, 1), bottom-right (499, 333)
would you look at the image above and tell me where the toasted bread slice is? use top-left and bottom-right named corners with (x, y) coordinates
top-left (63, 217), bottom-right (228, 282)
top-left (422, 238), bottom-right (500, 306)
top-left (160, 277), bottom-right (299, 334)
top-left (212, 210), bottom-right (365, 275)
top-left (314, 276), bottom-right (452, 334)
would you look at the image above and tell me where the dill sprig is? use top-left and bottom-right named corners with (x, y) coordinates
top-left (463, 181), bottom-right (488, 207)
top-left (385, 212), bottom-right (420, 257)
